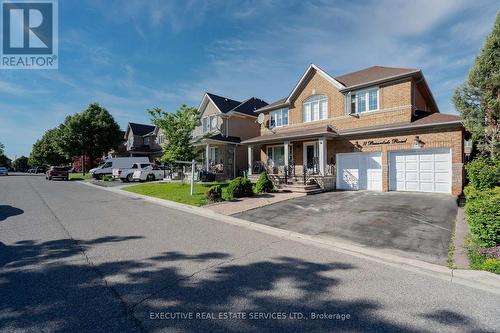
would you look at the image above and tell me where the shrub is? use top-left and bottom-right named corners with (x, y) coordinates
top-left (226, 177), bottom-right (253, 199)
top-left (481, 259), bottom-right (500, 274)
top-left (465, 157), bottom-right (500, 190)
top-left (255, 172), bottom-right (274, 193)
top-left (464, 186), bottom-right (500, 247)
top-left (206, 185), bottom-right (223, 202)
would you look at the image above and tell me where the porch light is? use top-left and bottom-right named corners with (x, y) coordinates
top-left (353, 141), bottom-right (362, 151)
top-left (413, 136), bottom-right (424, 149)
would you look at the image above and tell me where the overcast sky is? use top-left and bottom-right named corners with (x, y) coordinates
top-left (0, 0), bottom-right (498, 158)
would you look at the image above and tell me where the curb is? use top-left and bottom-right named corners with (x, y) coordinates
top-left (78, 181), bottom-right (500, 295)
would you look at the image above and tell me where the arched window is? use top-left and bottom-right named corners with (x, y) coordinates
top-left (303, 95), bottom-right (328, 122)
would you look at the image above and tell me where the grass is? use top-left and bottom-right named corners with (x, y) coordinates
top-left (69, 173), bottom-right (92, 180)
top-left (123, 181), bottom-right (230, 206)
top-left (447, 218), bottom-right (457, 269)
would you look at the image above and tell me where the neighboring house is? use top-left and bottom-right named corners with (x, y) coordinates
top-left (242, 64), bottom-right (465, 195)
top-left (123, 122), bottom-right (164, 161)
top-left (192, 92), bottom-right (268, 179)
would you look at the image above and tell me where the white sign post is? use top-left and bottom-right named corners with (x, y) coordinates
top-left (174, 160), bottom-right (197, 196)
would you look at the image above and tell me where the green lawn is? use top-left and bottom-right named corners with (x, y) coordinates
top-left (69, 173), bottom-right (92, 180)
top-left (123, 182), bottom-right (229, 206)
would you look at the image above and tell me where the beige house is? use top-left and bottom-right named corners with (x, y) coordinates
top-left (192, 93), bottom-right (268, 179)
top-left (242, 64), bottom-right (465, 195)
top-left (123, 122), bottom-right (165, 161)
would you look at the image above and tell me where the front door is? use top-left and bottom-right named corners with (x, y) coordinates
top-left (303, 142), bottom-right (318, 172)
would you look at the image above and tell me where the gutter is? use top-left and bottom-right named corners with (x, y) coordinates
top-left (339, 120), bottom-right (463, 137)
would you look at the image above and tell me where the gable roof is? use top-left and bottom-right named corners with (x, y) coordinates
top-left (229, 97), bottom-right (268, 116)
top-left (287, 64), bottom-right (345, 103)
top-left (335, 66), bottom-right (419, 89)
top-left (206, 93), bottom-right (242, 113)
top-left (255, 64), bottom-right (424, 113)
top-left (127, 122), bottom-right (156, 136)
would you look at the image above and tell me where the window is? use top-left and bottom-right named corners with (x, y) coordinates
top-left (144, 137), bottom-right (150, 145)
top-left (266, 145), bottom-right (293, 166)
top-left (158, 134), bottom-right (164, 144)
top-left (303, 95), bottom-right (328, 122)
top-left (209, 115), bottom-right (217, 131)
top-left (347, 88), bottom-right (379, 114)
top-left (202, 117), bottom-right (209, 133)
top-left (269, 108), bottom-right (289, 128)
top-left (209, 147), bottom-right (219, 163)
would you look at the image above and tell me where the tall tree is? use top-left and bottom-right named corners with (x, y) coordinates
top-left (149, 105), bottom-right (200, 164)
top-left (29, 127), bottom-right (68, 166)
top-left (453, 13), bottom-right (500, 158)
top-left (59, 103), bottom-right (122, 171)
top-left (0, 142), bottom-right (10, 167)
top-left (13, 156), bottom-right (30, 172)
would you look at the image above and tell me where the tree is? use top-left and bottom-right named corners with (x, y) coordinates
top-left (13, 156), bottom-right (30, 172)
top-left (29, 127), bottom-right (68, 166)
top-left (0, 141), bottom-right (10, 168)
top-left (59, 103), bottom-right (122, 172)
top-left (453, 13), bottom-right (500, 158)
top-left (149, 105), bottom-right (200, 164)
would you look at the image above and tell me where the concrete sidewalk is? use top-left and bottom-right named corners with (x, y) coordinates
top-left (206, 192), bottom-right (304, 215)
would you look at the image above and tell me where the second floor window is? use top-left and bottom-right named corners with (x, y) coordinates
top-left (144, 137), bottom-right (150, 145)
top-left (202, 117), bottom-right (209, 133)
top-left (349, 88), bottom-right (379, 114)
top-left (158, 134), bottom-right (164, 144)
top-left (303, 95), bottom-right (327, 123)
top-left (269, 108), bottom-right (288, 128)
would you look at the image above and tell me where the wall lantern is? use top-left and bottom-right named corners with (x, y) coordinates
top-left (353, 141), bottom-right (363, 151)
top-left (413, 136), bottom-right (424, 149)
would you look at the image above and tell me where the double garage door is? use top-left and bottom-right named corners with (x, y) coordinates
top-left (336, 149), bottom-right (452, 194)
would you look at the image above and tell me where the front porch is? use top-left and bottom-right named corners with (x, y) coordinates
top-left (247, 137), bottom-right (336, 193)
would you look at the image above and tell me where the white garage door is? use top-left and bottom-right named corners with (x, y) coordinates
top-left (337, 152), bottom-right (382, 191)
top-left (389, 148), bottom-right (452, 194)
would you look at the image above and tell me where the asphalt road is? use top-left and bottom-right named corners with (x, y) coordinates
top-left (0, 176), bottom-right (498, 333)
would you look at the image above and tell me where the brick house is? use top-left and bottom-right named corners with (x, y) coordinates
top-left (192, 93), bottom-right (268, 179)
top-left (242, 64), bottom-right (465, 195)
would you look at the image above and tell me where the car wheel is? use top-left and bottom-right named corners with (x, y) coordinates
top-left (147, 174), bottom-right (154, 181)
top-left (48, 176), bottom-right (52, 180)
top-left (126, 174), bottom-right (133, 182)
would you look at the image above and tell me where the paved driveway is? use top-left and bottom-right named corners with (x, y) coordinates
top-left (234, 191), bottom-right (458, 265)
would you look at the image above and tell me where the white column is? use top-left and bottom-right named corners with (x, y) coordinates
top-left (247, 145), bottom-right (253, 175)
top-left (318, 137), bottom-right (327, 175)
top-left (205, 143), bottom-right (210, 171)
top-left (284, 141), bottom-right (290, 166)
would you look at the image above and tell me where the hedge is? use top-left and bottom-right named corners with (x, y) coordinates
top-left (226, 177), bottom-right (254, 199)
top-left (255, 172), bottom-right (274, 193)
top-left (465, 157), bottom-right (500, 190)
top-left (464, 185), bottom-right (500, 248)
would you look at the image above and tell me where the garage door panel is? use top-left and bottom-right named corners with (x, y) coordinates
top-left (420, 172), bottom-right (433, 182)
top-left (337, 153), bottom-right (382, 191)
top-left (389, 149), bottom-right (451, 194)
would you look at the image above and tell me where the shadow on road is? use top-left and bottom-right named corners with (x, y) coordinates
top-left (0, 205), bottom-right (24, 221)
top-left (0, 236), bottom-right (483, 332)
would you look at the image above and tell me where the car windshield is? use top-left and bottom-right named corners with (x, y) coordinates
top-left (53, 167), bottom-right (66, 171)
top-left (140, 163), bottom-right (151, 168)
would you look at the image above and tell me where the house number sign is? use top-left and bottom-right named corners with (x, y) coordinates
top-left (362, 138), bottom-right (408, 146)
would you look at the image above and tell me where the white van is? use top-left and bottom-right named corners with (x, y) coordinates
top-left (89, 157), bottom-right (149, 179)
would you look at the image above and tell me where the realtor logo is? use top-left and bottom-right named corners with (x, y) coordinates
top-left (1, 0), bottom-right (58, 69)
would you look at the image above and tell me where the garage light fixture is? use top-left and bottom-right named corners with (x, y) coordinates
top-left (413, 136), bottom-right (424, 149)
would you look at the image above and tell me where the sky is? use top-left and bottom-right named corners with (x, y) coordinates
top-left (0, 0), bottom-right (498, 158)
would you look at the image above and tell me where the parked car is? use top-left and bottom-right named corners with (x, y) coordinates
top-left (132, 165), bottom-right (164, 182)
top-left (0, 167), bottom-right (8, 176)
top-left (46, 166), bottom-right (69, 180)
top-left (89, 157), bottom-right (149, 179)
top-left (113, 162), bottom-right (153, 182)
top-left (32, 166), bottom-right (47, 174)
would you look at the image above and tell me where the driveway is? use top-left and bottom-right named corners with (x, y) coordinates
top-left (234, 191), bottom-right (458, 265)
